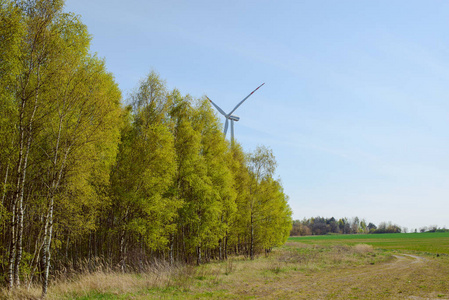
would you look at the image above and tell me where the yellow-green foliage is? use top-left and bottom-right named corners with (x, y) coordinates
top-left (110, 72), bottom-right (178, 252)
top-left (0, 1), bottom-right (292, 294)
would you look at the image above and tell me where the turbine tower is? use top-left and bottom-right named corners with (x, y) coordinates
top-left (207, 83), bottom-right (265, 144)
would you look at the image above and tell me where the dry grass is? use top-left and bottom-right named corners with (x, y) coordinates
top-left (0, 259), bottom-right (187, 300)
top-left (277, 242), bottom-right (380, 272)
top-left (354, 243), bottom-right (374, 253)
top-left (0, 286), bottom-right (42, 300)
top-left (2, 243), bottom-right (448, 299)
top-left (51, 271), bottom-right (162, 299)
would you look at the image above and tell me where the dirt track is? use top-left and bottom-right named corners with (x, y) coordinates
top-left (236, 253), bottom-right (448, 299)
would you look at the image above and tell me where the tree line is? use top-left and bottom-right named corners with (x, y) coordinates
top-left (290, 217), bottom-right (402, 236)
top-left (0, 0), bottom-right (292, 296)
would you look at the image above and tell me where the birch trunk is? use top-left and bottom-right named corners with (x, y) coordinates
top-left (42, 114), bottom-right (69, 297)
top-left (7, 65), bottom-right (31, 288)
top-left (250, 211), bottom-right (254, 260)
top-left (1, 164), bottom-right (9, 207)
top-left (119, 231), bottom-right (126, 273)
top-left (196, 245), bottom-right (202, 265)
top-left (14, 60), bottom-right (41, 287)
top-left (169, 235), bottom-right (174, 265)
top-left (224, 233), bottom-right (228, 260)
top-left (7, 104), bottom-right (25, 289)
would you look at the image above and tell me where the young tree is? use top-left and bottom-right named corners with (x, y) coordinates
top-left (227, 143), bottom-right (251, 255)
top-left (0, 0), bottom-right (24, 209)
top-left (169, 91), bottom-right (212, 264)
top-left (108, 72), bottom-right (178, 269)
top-left (4, 0), bottom-right (68, 289)
top-left (246, 146), bottom-right (277, 259)
top-left (256, 178), bottom-right (292, 252)
top-left (193, 99), bottom-right (236, 261)
top-left (0, 2), bottom-right (24, 259)
top-left (1, 1), bottom-right (123, 295)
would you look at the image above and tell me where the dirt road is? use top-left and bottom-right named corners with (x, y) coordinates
top-left (233, 253), bottom-right (448, 299)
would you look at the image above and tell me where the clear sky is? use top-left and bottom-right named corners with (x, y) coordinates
top-left (64, 0), bottom-right (449, 231)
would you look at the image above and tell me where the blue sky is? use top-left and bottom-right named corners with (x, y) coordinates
top-left (64, 0), bottom-right (449, 231)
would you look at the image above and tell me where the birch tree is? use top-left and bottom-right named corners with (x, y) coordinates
top-left (109, 72), bottom-right (178, 270)
top-left (227, 144), bottom-right (251, 256)
top-left (168, 91), bottom-right (211, 264)
top-left (5, 0), bottom-right (66, 289)
top-left (193, 99), bottom-right (236, 261)
top-left (0, 0), bottom-right (123, 295)
top-left (0, 0), bottom-right (24, 232)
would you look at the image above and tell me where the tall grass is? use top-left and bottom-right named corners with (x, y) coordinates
top-left (0, 257), bottom-right (189, 300)
top-left (276, 242), bottom-right (380, 272)
top-left (0, 243), bottom-right (390, 299)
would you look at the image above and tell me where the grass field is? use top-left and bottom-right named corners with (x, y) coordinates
top-left (289, 231), bottom-right (449, 254)
top-left (2, 232), bottom-right (449, 299)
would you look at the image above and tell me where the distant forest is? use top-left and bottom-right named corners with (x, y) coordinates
top-left (290, 217), bottom-right (449, 236)
top-left (290, 217), bottom-right (402, 236)
top-left (0, 0), bottom-right (292, 296)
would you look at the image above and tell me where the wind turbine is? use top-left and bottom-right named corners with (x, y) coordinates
top-left (206, 83), bottom-right (265, 144)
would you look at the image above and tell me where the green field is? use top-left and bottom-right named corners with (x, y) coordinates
top-left (289, 231), bottom-right (449, 254)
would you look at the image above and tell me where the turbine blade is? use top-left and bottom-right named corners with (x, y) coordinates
top-left (229, 83), bottom-right (265, 116)
top-left (224, 118), bottom-right (229, 135)
top-left (231, 119), bottom-right (234, 144)
top-left (206, 96), bottom-right (227, 116)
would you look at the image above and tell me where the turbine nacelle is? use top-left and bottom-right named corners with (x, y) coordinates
top-left (207, 82), bottom-right (265, 144)
top-left (229, 115), bottom-right (239, 122)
